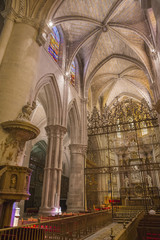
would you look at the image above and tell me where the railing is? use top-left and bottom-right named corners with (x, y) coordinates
top-left (137, 214), bottom-right (160, 240)
top-left (114, 211), bottom-right (144, 240)
top-left (0, 210), bottom-right (112, 240)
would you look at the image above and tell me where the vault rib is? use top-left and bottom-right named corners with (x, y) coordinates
top-left (108, 22), bottom-right (154, 49)
top-left (53, 15), bottom-right (102, 27)
top-left (108, 26), bottom-right (153, 83)
top-left (103, 0), bottom-right (127, 24)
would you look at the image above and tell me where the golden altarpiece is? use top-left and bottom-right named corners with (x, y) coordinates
top-left (85, 98), bottom-right (160, 211)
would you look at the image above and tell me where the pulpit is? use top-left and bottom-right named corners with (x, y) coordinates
top-left (0, 165), bottom-right (32, 228)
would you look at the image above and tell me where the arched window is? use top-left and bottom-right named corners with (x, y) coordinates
top-left (70, 61), bottom-right (76, 86)
top-left (48, 26), bottom-right (60, 62)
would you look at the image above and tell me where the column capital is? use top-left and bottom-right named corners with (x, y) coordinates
top-left (80, 97), bottom-right (88, 104)
top-left (69, 144), bottom-right (87, 155)
top-left (2, 7), bottom-right (51, 32)
top-left (2, 8), bottom-right (37, 27)
top-left (2, 6), bottom-right (52, 47)
top-left (45, 125), bottom-right (67, 137)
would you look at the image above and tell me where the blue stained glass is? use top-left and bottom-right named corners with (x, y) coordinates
top-left (70, 61), bottom-right (76, 86)
top-left (48, 26), bottom-right (60, 62)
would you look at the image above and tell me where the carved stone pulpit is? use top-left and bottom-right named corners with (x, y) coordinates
top-left (0, 165), bottom-right (32, 201)
top-left (0, 165), bottom-right (32, 227)
top-left (0, 104), bottom-right (40, 227)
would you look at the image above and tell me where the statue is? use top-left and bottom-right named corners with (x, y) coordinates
top-left (124, 176), bottom-right (129, 188)
top-left (132, 165), bottom-right (139, 171)
top-left (10, 174), bottom-right (17, 189)
top-left (146, 174), bottom-right (152, 187)
top-left (17, 101), bottom-right (36, 121)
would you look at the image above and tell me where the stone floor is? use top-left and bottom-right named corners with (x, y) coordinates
top-left (84, 222), bottom-right (123, 240)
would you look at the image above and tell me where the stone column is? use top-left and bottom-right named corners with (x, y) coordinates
top-left (151, 0), bottom-right (160, 51)
top-left (0, 22), bottom-right (40, 122)
top-left (0, 12), bottom-right (14, 65)
top-left (0, 6), bottom-right (45, 227)
top-left (56, 127), bottom-right (67, 208)
top-left (0, 15), bottom-right (42, 167)
top-left (40, 125), bottom-right (54, 212)
top-left (80, 98), bottom-right (88, 145)
top-left (67, 144), bottom-right (87, 212)
top-left (39, 125), bottom-right (66, 216)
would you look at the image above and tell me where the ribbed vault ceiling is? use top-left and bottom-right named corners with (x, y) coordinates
top-left (51, 0), bottom-right (155, 107)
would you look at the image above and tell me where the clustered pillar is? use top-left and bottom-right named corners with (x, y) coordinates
top-left (67, 144), bottom-right (87, 213)
top-left (39, 125), bottom-right (66, 216)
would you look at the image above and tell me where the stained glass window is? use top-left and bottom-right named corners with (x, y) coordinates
top-left (48, 26), bottom-right (60, 62)
top-left (70, 61), bottom-right (76, 86)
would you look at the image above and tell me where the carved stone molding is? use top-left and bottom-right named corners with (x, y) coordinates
top-left (1, 7), bottom-right (52, 38)
top-left (1, 120), bottom-right (40, 141)
top-left (2, 8), bottom-right (38, 27)
top-left (69, 144), bottom-right (87, 155)
top-left (1, 8), bottom-right (15, 22)
top-left (36, 22), bottom-right (51, 46)
top-left (1, 120), bottom-right (40, 165)
top-left (0, 165), bottom-right (32, 201)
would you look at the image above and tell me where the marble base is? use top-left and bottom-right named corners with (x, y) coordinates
top-left (39, 207), bottom-right (61, 216)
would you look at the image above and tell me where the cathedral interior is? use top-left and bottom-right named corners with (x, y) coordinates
top-left (0, 0), bottom-right (160, 239)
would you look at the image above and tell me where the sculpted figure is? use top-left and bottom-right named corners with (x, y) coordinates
top-left (10, 174), bottom-right (17, 189)
top-left (17, 101), bottom-right (36, 121)
top-left (124, 176), bottom-right (129, 188)
top-left (146, 174), bottom-right (152, 187)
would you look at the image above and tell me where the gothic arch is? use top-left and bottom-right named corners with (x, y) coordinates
top-left (67, 99), bottom-right (81, 144)
top-left (85, 54), bottom-right (153, 98)
top-left (33, 73), bottom-right (62, 125)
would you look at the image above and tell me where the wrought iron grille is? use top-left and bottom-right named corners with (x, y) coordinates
top-left (85, 98), bottom-right (160, 211)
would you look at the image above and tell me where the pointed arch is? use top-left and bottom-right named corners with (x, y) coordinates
top-left (67, 99), bottom-right (81, 144)
top-left (34, 73), bottom-right (62, 125)
top-left (85, 54), bottom-right (153, 98)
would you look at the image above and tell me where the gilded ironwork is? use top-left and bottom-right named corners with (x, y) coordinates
top-left (87, 98), bottom-right (158, 135)
top-left (86, 98), bottom-right (160, 210)
top-left (85, 162), bottom-right (160, 175)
